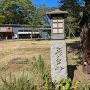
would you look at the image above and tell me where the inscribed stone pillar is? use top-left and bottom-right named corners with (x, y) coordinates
top-left (51, 40), bottom-right (67, 82)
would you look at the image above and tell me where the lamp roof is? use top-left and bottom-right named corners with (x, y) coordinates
top-left (47, 9), bottom-right (68, 19)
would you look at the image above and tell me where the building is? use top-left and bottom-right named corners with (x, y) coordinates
top-left (0, 24), bottom-right (51, 39)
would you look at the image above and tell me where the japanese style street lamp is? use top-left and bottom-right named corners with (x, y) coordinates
top-left (47, 9), bottom-right (68, 40)
top-left (47, 9), bottom-right (68, 82)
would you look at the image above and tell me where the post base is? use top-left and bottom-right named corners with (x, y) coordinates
top-left (51, 40), bottom-right (67, 82)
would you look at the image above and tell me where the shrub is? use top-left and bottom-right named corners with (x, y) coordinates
top-left (54, 77), bottom-right (72, 90)
top-left (54, 77), bottom-right (90, 90)
top-left (31, 55), bottom-right (45, 75)
top-left (0, 73), bottom-right (37, 90)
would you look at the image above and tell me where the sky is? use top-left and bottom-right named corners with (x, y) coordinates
top-left (31, 0), bottom-right (85, 7)
top-left (31, 0), bottom-right (59, 7)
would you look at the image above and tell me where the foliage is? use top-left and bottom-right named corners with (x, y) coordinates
top-left (31, 55), bottom-right (45, 75)
top-left (0, 73), bottom-right (37, 90)
top-left (72, 80), bottom-right (90, 90)
top-left (0, 15), bottom-right (5, 25)
top-left (0, 0), bottom-right (35, 24)
top-left (36, 5), bottom-right (57, 27)
top-left (54, 77), bottom-right (90, 90)
top-left (79, 0), bottom-right (90, 28)
top-left (59, 0), bottom-right (85, 35)
top-left (54, 77), bottom-right (72, 90)
top-left (0, 74), bottom-right (90, 90)
top-left (42, 72), bottom-right (49, 90)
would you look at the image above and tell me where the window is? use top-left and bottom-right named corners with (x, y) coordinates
top-left (52, 17), bottom-right (63, 33)
top-left (8, 27), bottom-right (10, 30)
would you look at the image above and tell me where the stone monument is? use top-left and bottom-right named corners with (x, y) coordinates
top-left (47, 9), bottom-right (68, 82)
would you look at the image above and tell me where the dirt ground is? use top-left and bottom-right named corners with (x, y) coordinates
top-left (0, 38), bottom-right (90, 85)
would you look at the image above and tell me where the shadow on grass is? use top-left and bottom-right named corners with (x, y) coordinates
top-left (67, 41), bottom-right (81, 79)
top-left (68, 65), bottom-right (77, 80)
top-left (67, 41), bottom-right (80, 50)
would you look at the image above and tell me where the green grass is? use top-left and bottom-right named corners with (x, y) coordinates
top-left (0, 73), bottom-right (38, 90)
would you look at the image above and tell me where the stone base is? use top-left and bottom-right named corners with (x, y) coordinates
top-left (51, 40), bottom-right (67, 82)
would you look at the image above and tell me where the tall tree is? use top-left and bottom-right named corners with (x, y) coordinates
top-left (0, 0), bottom-right (35, 24)
top-left (0, 2), bottom-right (5, 25)
top-left (58, 0), bottom-right (83, 37)
top-left (35, 5), bottom-right (56, 27)
top-left (79, 0), bottom-right (90, 28)
top-left (0, 15), bottom-right (5, 25)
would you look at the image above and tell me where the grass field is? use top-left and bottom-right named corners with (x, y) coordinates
top-left (0, 38), bottom-right (90, 86)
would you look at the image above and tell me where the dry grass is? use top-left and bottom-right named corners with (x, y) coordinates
top-left (0, 38), bottom-right (90, 85)
top-left (0, 40), bottom-right (50, 85)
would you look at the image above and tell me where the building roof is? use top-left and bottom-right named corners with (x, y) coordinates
top-left (1, 24), bottom-right (42, 28)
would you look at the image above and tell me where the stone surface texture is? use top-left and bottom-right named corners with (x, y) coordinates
top-left (51, 40), bottom-right (67, 82)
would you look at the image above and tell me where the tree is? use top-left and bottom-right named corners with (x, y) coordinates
top-left (58, 0), bottom-right (83, 37)
top-left (28, 4), bottom-right (57, 27)
top-left (0, 0), bottom-right (35, 24)
top-left (0, 2), bottom-right (5, 25)
top-left (0, 15), bottom-right (5, 25)
top-left (79, 0), bottom-right (90, 28)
